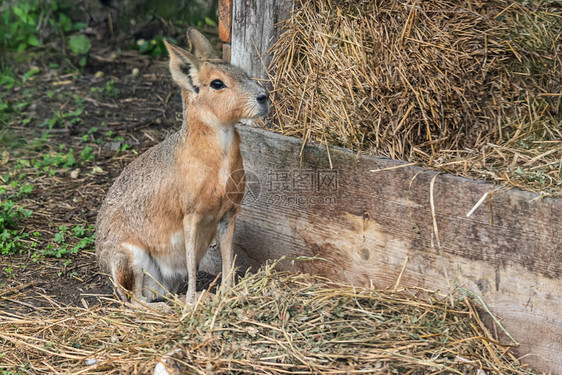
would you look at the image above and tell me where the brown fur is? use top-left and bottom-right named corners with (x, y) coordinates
top-left (95, 29), bottom-right (268, 305)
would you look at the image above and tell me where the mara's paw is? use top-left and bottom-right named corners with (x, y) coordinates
top-left (153, 348), bottom-right (185, 375)
top-left (180, 290), bottom-right (214, 308)
top-left (127, 300), bottom-right (174, 314)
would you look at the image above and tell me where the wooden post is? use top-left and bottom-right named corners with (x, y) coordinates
top-left (218, 0), bottom-right (232, 62)
top-left (230, 0), bottom-right (293, 81)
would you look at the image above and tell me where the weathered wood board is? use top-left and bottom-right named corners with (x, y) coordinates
top-left (228, 124), bottom-right (562, 374)
top-left (230, 0), bottom-right (293, 81)
top-left (218, 0), bottom-right (232, 43)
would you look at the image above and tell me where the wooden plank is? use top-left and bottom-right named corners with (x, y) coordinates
top-left (218, 0), bottom-right (232, 43)
top-left (231, 0), bottom-right (294, 81)
top-left (222, 43), bottom-right (231, 63)
top-left (229, 124), bottom-right (562, 374)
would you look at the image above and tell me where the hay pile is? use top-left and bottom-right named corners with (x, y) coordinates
top-left (0, 262), bottom-right (536, 374)
top-left (268, 0), bottom-right (561, 195)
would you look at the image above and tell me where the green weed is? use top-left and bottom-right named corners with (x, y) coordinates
top-left (0, 0), bottom-right (88, 54)
top-left (0, 66), bottom-right (17, 89)
top-left (81, 126), bottom-right (98, 142)
top-left (111, 135), bottom-right (132, 153)
top-left (40, 106), bottom-right (83, 129)
top-left (21, 67), bottom-right (39, 83)
top-left (135, 35), bottom-right (170, 57)
top-left (0, 0), bottom-right (42, 52)
top-left (42, 224), bottom-right (95, 259)
top-left (104, 79), bottom-right (120, 98)
top-left (33, 150), bottom-right (76, 175)
top-left (0, 183), bottom-right (33, 255)
top-left (3, 266), bottom-right (14, 277)
top-left (0, 367), bottom-right (25, 374)
top-left (90, 79), bottom-right (120, 98)
top-left (69, 34), bottom-right (91, 67)
top-left (80, 146), bottom-right (94, 161)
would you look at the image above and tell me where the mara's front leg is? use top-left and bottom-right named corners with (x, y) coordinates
top-left (183, 214), bottom-right (203, 305)
top-left (219, 210), bottom-right (238, 291)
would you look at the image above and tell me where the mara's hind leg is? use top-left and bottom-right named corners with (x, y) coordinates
top-left (106, 244), bottom-right (174, 312)
top-left (111, 255), bottom-right (144, 302)
top-left (114, 266), bottom-right (172, 312)
top-left (120, 243), bottom-right (171, 303)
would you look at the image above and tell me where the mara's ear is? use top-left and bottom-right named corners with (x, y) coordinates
top-left (163, 39), bottom-right (200, 94)
top-left (187, 28), bottom-right (218, 59)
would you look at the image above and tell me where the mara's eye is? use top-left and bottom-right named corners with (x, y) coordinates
top-left (210, 79), bottom-right (226, 90)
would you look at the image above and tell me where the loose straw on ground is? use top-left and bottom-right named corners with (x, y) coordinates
top-left (0, 261), bottom-right (537, 374)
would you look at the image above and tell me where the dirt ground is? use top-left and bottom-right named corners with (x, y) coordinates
top-left (0, 22), bottom-right (216, 314)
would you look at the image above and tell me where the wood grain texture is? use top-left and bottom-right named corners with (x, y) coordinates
top-left (222, 43), bottom-right (231, 63)
top-left (218, 0), bottom-right (232, 43)
top-left (231, 0), bottom-right (294, 81)
top-left (231, 124), bottom-right (562, 374)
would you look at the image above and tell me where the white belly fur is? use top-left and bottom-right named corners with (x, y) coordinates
top-left (154, 230), bottom-right (188, 279)
top-left (122, 222), bottom-right (218, 292)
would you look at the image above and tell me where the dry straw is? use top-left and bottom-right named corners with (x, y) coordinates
top-left (268, 0), bottom-right (561, 196)
top-left (1, 261), bottom-right (537, 374)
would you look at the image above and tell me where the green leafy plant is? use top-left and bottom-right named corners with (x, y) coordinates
top-left (69, 34), bottom-right (91, 67)
top-left (80, 146), bottom-right (94, 161)
top-left (0, 99), bottom-right (11, 126)
top-left (17, 183), bottom-right (33, 197)
top-left (91, 80), bottom-right (120, 98)
top-left (111, 135), bottom-right (132, 153)
top-left (0, 68), bottom-right (18, 126)
top-left (1, 0), bottom-right (89, 64)
top-left (29, 149), bottom-right (76, 176)
top-left (40, 106), bottom-right (83, 129)
top-left (0, 67), bottom-right (17, 89)
top-left (3, 266), bottom-right (14, 277)
top-left (104, 79), bottom-right (120, 98)
top-left (22, 67), bottom-right (40, 82)
top-left (81, 126), bottom-right (98, 142)
top-left (0, 366), bottom-right (25, 374)
top-left (69, 34), bottom-right (90, 55)
top-left (0, 0), bottom-right (42, 52)
top-left (0, 186), bottom-right (33, 255)
top-left (43, 224), bottom-right (95, 259)
top-left (135, 36), bottom-right (170, 57)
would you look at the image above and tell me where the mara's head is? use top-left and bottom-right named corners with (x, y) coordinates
top-left (163, 29), bottom-right (269, 126)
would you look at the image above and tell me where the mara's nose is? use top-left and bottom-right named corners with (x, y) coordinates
top-left (256, 94), bottom-right (268, 104)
